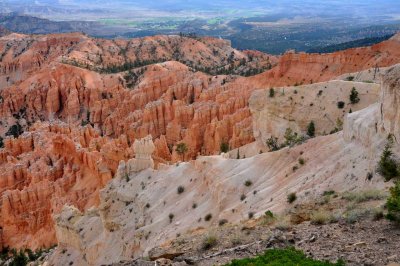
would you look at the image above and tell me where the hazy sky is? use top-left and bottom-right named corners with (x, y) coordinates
top-left (2, 0), bottom-right (400, 22)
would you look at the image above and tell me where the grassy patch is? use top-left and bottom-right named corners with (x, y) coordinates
top-left (342, 190), bottom-right (386, 203)
top-left (224, 247), bottom-right (345, 265)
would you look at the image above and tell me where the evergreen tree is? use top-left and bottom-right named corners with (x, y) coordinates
top-left (349, 87), bottom-right (360, 104)
top-left (307, 121), bottom-right (315, 137)
top-left (387, 181), bottom-right (400, 224)
top-left (377, 135), bottom-right (399, 181)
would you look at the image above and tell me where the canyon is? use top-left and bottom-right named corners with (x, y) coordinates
top-left (0, 30), bottom-right (400, 263)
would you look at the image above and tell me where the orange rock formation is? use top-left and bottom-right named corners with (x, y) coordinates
top-left (0, 31), bottom-right (400, 249)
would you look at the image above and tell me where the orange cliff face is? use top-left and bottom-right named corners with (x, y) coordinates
top-left (0, 31), bottom-right (400, 249)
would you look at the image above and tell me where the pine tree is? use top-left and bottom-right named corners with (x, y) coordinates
top-left (387, 181), bottom-right (400, 224)
top-left (349, 87), bottom-right (360, 104)
top-left (377, 135), bottom-right (399, 181)
top-left (307, 121), bottom-right (315, 137)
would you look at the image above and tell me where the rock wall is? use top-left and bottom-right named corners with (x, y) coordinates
top-left (250, 80), bottom-right (380, 146)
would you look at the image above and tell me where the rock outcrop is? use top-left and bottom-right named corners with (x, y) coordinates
top-left (47, 64), bottom-right (400, 266)
top-left (116, 135), bottom-right (156, 178)
top-left (0, 122), bottom-right (133, 250)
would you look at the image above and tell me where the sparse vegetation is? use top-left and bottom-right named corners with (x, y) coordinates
top-left (261, 210), bottom-right (276, 225)
top-left (248, 212), bottom-right (254, 219)
top-left (0, 247), bottom-right (48, 266)
top-left (240, 194), bottom-right (246, 201)
top-left (274, 219), bottom-right (292, 231)
top-left (345, 208), bottom-right (372, 224)
top-left (176, 142), bottom-right (188, 161)
top-left (169, 213), bottom-right (174, 223)
top-left (224, 247), bottom-right (345, 266)
top-left (299, 158), bottom-right (305, 165)
top-left (287, 192), bottom-right (297, 204)
top-left (342, 190), bottom-right (386, 203)
top-left (323, 190), bottom-right (336, 196)
top-left (266, 136), bottom-right (279, 151)
top-left (310, 211), bottom-right (331, 225)
top-left (202, 235), bottom-right (217, 250)
top-left (284, 128), bottom-right (305, 147)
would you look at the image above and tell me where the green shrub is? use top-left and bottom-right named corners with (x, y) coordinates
top-left (244, 180), bottom-right (253, 187)
top-left (220, 142), bottom-right (230, 153)
top-left (205, 213), bottom-right (213, 221)
top-left (269, 88), bottom-right (275, 98)
top-left (240, 194), bottom-right (246, 201)
top-left (337, 101), bottom-right (345, 109)
top-left (176, 142), bottom-right (188, 161)
top-left (266, 136), bottom-right (280, 151)
top-left (349, 87), bottom-right (360, 104)
top-left (284, 128), bottom-right (305, 147)
top-left (169, 213), bottom-right (174, 223)
top-left (10, 249), bottom-right (28, 266)
top-left (224, 247), bottom-right (344, 266)
top-left (265, 210), bottom-right (274, 218)
top-left (386, 181), bottom-right (400, 224)
top-left (202, 235), bottom-right (217, 250)
top-left (298, 158), bottom-right (305, 165)
top-left (310, 211), bottom-right (330, 225)
top-left (6, 123), bottom-right (23, 138)
top-left (261, 210), bottom-right (275, 225)
top-left (219, 219), bottom-right (228, 226)
top-left (287, 192), bottom-right (297, 204)
top-left (377, 136), bottom-right (400, 181)
top-left (346, 76), bottom-right (355, 81)
top-left (177, 186), bottom-right (185, 194)
top-left (322, 190), bottom-right (335, 196)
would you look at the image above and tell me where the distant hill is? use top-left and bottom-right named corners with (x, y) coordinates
top-left (0, 26), bottom-right (10, 37)
top-left (0, 13), bottom-right (75, 34)
top-left (0, 13), bottom-right (105, 35)
top-left (307, 35), bottom-right (395, 53)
